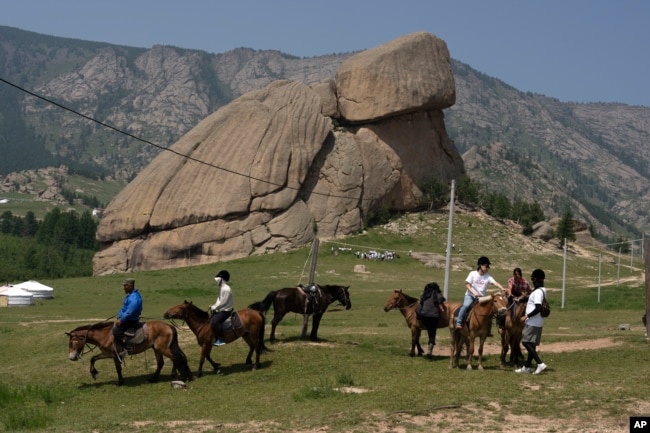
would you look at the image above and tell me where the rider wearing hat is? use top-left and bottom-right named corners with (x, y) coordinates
top-left (112, 278), bottom-right (143, 344)
top-left (209, 270), bottom-right (233, 346)
top-left (455, 256), bottom-right (505, 331)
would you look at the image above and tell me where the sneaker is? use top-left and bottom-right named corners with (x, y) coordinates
top-left (514, 366), bottom-right (532, 374)
top-left (455, 324), bottom-right (463, 331)
top-left (213, 339), bottom-right (226, 346)
top-left (533, 363), bottom-right (547, 375)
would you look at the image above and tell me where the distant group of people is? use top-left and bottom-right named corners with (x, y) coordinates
top-left (417, 255), bottom-right (548, 375)
top-left (355, 250), bottom-right (398, 260)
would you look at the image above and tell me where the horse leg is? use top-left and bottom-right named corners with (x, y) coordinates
top-left (301, 314), bottom-right (309, 338)
top-left (242, 334), bottom-right (255, 366)
top-left (199, 344), bottom-right (219, 377)
top-left (110, 356), bottom-right (125, 386)
top-left (148, 350), bottom-right (164, 383)
top-left (309, 314), bottom-right (323, 342)
top-left (409, 326), bottom-right (422, 357)
top-left (449, 329), bottom-right (461, 368)
top-left (500, 331), bottom-right (509, 370)
top-left (89, 352), bottom-right (114, 383)
top-left (270, 312), bottom-right (286, 343)
top-left (466, 337), bottom-right (475, 370)
top-left (477, 337), bottom-right (486, 371)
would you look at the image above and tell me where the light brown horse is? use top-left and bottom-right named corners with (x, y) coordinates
top-left (66, 321), bottom-right (193, 386)
top-left (449, 292), bottom-right (507, 370)
top-left (249, 284), bottom-right (351, 342)
top-left (383, 289), bottom-right (461, 357)
top-left (499, 297), bottom-right (528, 369)
top-left (164, 300), bottom-right (266, 376)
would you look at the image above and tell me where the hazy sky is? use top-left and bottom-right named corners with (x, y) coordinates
top-left (2, 0), bottom-right (649, 107)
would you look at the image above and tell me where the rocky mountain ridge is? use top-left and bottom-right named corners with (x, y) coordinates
top-left (1, 25), bottom-right (649, 238)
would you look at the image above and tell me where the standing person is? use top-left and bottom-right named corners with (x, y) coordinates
top-left (417, 282), bottom-right (446, 356)
top-left (515, 268), bottom-right (548, 374)
top-left (112, 279), bottom-right (143, 344)
top-left (210, 270), bottom-right (233, 346)
top-left (499, 267), bottom-right (532, 334)
top-left (455, 256), bottom-right (505, 331)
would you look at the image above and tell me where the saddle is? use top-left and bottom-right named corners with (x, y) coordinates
top-left (297, 284), bottom-right (321, 314)
top-left (221, 312), bottom-right (244, 337)
top-left (119, 322), bottom-right (146, 348)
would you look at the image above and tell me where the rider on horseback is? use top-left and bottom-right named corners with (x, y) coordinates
top-left (112, 278), bottom-right (143, 354)
top-left (498, 267), bottom-right (532, 334)
top-left (210, 270), bottom-right (233, 346)
top-left (455, 256), bottom-right (505, 331)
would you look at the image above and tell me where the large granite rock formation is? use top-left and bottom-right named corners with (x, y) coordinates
top-left (93, 32), bottom-right (465, 275)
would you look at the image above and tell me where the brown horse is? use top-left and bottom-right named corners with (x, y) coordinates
top-left (249, 284), bottom-right (351, 342)
top-left (66, 321), bottom-right (193, 386)
top-left (499, 297), bottom-right (528, 369)
top-left (383, 289), bottom-right (461, 357)
top-left (164, 300), bottom-right (266, 376)
top-left (449, 292), bottom-right (507, 370)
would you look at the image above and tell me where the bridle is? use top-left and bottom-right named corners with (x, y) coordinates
top-left (69, 330), bottom-right (97, 359)
top-left (336, 286), bottom-right (350, 307)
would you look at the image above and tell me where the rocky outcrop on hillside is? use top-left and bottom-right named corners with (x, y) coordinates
top-left (2, 25), bottom-right (650, 244)
top-left (93, 33), bottom-right (464, 274)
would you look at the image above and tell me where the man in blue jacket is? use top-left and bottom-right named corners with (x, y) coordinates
top-left (112, 279), bottom-right (143, 344)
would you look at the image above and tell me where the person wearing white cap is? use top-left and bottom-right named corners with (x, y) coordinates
top-left (209, 270), bottom-right (233, 346)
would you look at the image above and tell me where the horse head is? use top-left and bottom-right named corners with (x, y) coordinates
top-left (66, 330), bottom-right (86, 361)
top-left (164, 300), bottom-right (193, 321)
top-left (492, 292), bottom-right (508, 319)
top-left (320, 285), bottom-right (351, 310)
top-left (336, 285), bottom-right (352, 310)
top-left (383, 290), bottom-right (404, 312)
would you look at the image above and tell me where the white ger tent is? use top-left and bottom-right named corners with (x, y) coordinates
top-left (0, 286), bottom-right (34, 307)
top-left (12, 280), bottom-right (54, 299)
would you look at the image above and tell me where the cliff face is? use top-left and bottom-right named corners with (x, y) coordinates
top-left (92, 33), bottom-right (464, 274)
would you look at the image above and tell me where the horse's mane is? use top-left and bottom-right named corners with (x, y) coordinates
top-left (185, 301), bottom-right (209, 319)
top-left (71, 321), bottom-right (113, 332)
top-left (319, 284), bottom-right (348, 294)
top-left (401, 291), bottom-right (419, 303)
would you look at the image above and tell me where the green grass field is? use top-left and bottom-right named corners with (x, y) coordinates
top-left (0, 210), bottom-right (648, 432)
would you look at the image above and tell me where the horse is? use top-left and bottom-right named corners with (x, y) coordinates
top-left (499, 297), bottom-right (528, 369)
top-left (249, 284), bottom-right (351, 342)
top-left (383, 289), bottom-right (461, 357)
top-left (163, 300), bottom-right (266, 376)
top-left (449, 292), bottom-right (507, 370)
top-left (66, 321), bottom-right (193, 386)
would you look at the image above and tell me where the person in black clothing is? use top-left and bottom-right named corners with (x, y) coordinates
top-left (417, 282), bottom-right (446, 357)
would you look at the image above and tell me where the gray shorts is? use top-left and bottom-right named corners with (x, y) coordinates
top-left (522, 324), bottom-right (543, 345)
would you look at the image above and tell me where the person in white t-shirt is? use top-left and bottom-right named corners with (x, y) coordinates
top-left (455, 256), bottom-right (505, 330)
top-left (515, 268), bottom-right (548, 375)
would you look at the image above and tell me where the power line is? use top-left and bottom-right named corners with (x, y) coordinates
top-left (0, 76), bottom-right (371, 202)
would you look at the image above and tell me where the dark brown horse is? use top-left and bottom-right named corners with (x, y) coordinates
top-left (500, 297), bottom-right (528, 369)
top-left (164, 300), bottom-right (266, 376)
top-left (249, 284), bottom-right (351, 342)
top-left (449, 292), bottom-right (507, 370)
top-left (66, 321), bottom-right (193, 386)
top-left (383, 289), bottom-right (461, 357)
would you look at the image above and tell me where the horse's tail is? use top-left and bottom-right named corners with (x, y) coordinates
top-left (169, 327), bottom-right (193, 382)
top-left (257, 311), bottom-right (272, 353)
top-left (248, 290), bottom-right (277, 314)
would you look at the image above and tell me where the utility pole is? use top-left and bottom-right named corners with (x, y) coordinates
top-left (443, 179), bottom-right (455, 299)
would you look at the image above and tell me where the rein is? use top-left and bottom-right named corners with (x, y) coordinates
top-left (72, 330), bottom-right (99, 359)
